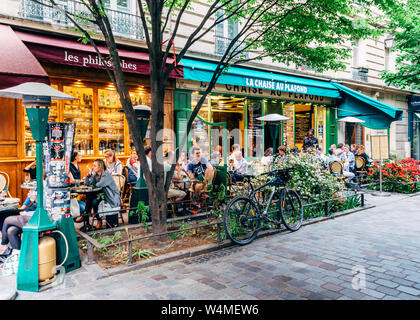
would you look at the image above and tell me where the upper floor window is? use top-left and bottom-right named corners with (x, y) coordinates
top-left (215, 8), bottom-right (244, 57)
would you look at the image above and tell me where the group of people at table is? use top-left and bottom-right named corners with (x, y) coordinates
top-left (0, 128), bottom-right (369, 261)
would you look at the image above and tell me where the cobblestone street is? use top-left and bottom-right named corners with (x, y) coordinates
top-left (8, 192), bottom-right (420, 300)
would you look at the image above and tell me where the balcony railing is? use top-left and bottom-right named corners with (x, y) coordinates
top-left (19, 0), bottom-right (144, 41)
top-left (215, 35), bottom-right (249, 60)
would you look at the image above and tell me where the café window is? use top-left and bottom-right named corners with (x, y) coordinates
top-left (245, 99), bottom-right (263, 159)
top-left (24, 84), bottom-right (59, 157)
top-left (98, 88), bottom-right (125, 155)
top-left (190, 93), bottom-right (211, 159)
top-left (283, 103), bottom-right (295, 148)
top-left (63, 86), bottom-right (94, 156)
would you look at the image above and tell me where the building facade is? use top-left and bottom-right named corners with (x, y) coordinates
top-left (0, 0), bottom-right (415, 198)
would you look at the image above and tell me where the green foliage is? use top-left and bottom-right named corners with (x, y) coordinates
top-left (92, 231), bottom-right (123, 254)
top-left (381, 0), bottom-right (420, 90)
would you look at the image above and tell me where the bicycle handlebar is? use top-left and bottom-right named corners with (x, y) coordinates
top-left (260, 168), bottom-right (294, 176)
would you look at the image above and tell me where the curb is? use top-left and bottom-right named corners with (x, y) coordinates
top-left (90, 203), bottom-right (375, 280)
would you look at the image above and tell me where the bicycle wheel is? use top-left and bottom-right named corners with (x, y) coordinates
top-left (279, 188), bottom-right (303, 231)
top-left (223, 196), bottom-right (260, 245)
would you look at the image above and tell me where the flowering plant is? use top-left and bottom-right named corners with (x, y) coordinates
top-left (273, 151), bottom-right (346, 203)
top-left (367, 158), bottom-right (420, 193)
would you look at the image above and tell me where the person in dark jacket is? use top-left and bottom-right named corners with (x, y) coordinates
top-left (23, 161), bottom-right (37, 181)
top-left (68, 151), bottom-right (82, 182)
top-left (83, 159), bottom-right (121, 231)
top-left (302, 129), bottom-right (319, 151)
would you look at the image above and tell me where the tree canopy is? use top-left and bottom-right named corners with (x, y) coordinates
top-left (381, 0), bottom-right (420, 90)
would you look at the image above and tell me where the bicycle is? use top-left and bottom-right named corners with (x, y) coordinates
top-left (223, 168), bottom-right (303, 245)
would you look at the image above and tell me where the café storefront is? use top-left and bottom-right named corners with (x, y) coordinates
top-left (175, 58), bottom-right (340, 160)
top-left (175, 58), bottom-right (404, 163)
top-left (0, 25), bottom-right (182, 199)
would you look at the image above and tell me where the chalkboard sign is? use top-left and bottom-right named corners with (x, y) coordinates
top-left (247, 100), bottom-right (263, 157)
top-left (295, 113), bottom-right (311, 144)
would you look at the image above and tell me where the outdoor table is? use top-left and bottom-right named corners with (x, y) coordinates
top-left (70, 186), bottom-right (103, 232)
top-left (0, 198), bottom-right (20, 212)
top-left (20, 182), bottom-right (37, 190)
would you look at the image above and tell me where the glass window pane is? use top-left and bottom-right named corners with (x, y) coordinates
top-left (283, 103), bottom-right (295, 149)
top-left (246, 99), bottom-right (263, 158)
top-left (117, 0), bottom-right (128, 7)
top-left (98, 89), bottom-right (125, 155)
top-left (63, 86), bottom-right (94, 156)
top-left (24, 84), bottom-right (59, 157)
top-left (191, 93), bottom-right (210, 159)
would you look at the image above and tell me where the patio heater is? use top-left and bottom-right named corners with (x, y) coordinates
top-left (129, 105), bottom-right (151, 220)
top-left (257, 113), bottom-right (289, 155)
top-left (0, 82), bottom-right (76, 292)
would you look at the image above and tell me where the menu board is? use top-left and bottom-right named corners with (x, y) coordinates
top-left (371, 135), bottom-right (389, 160)
top-left (295, 113), bottom-right (311, 144)
top-left (247, 100), bottom-right (263, 158)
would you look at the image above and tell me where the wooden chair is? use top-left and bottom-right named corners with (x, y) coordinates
top-left (0, 171), bottom-right (12, 197)
top-left (121, 166), bottom-right (133, 207)
top-left (329, 161), bottom-right (344, 180)
top-left (112, 174), bottom-right (126, 225)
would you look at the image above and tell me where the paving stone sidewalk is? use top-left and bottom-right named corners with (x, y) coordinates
top-left (5, 192), bottom-right (420, 300)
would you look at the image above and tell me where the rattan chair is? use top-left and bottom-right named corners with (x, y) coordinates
top-left (0, 171), bottom-right (12, 197)
top-left (355, 156), bottom-right (367, 184)
top-left (329, 161), bottom-right (344, 178)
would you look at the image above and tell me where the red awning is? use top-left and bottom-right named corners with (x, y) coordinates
top-left (15, 30), bottom-right (183, 79)
top-left (0, 24), bottom-right (49, 89)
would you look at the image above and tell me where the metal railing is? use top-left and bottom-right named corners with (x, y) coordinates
top-left (215, 35), bottom-right (249, 59)
top-left (19, 0), bottom-right (145, 40)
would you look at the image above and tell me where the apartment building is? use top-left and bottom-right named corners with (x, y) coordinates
top-left (0, 0), bottom-right (416, 197)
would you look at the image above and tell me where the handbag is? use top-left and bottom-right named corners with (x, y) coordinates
top-left (70, 197), bottom-right (80, 218)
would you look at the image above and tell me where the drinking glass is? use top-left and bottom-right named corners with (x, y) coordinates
top-left (24, 176), bottom-right (30, 184)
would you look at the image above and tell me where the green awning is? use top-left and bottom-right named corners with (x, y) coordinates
top-left (181, 58), bottom-right (341, 98)
top-left (333, 83), bottom-right (403, 129)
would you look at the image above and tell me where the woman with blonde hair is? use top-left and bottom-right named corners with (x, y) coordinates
top-left (104, 149), bottom-right (122, 175)
top-left (82, 159), bottom-right (121, 230)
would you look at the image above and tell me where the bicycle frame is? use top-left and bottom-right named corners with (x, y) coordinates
top-left (246, 176), bottom-right (284, 221)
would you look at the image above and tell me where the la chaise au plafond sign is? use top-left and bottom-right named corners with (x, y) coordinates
top-left (176, 79), bottom-right (333, 104)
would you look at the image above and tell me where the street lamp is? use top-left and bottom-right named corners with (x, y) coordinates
top-left (0, 82), bottom-right (76, 292)
top-left (257, 113), bottom-right (289, 154)
top-left (384, 34), bottom-right (395, 49)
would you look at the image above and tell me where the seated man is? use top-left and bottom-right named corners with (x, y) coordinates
top-left (164, 151), bottom-right (187, 202)
top-left (325, 148), bottom-right (340, 168)
top-left (187, 146), bottom-right (214, 200)
top-left (231, 151), bottom-right (252, 183)
top-left (340, 144), bottom-right (355, 173)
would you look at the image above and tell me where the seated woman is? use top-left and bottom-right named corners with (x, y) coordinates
top-left (0, 190), bottom-right (38, 260)
top-left (104, 149), bottom-right (123, 175)
top-left (83, 159), bottom-right (121, 231)
top-left (68, 151), bottom-right (86, 217)
top-left (261, 148), bottom-right (273, 168)
top-left (23, 161), bottom-right (37, 181)
top-left (126, 149), bottom-right (140, 184)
